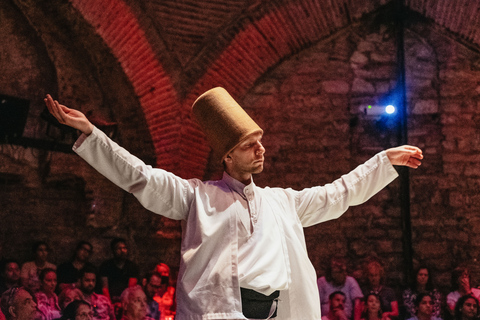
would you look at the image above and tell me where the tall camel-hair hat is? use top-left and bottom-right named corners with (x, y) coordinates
top-left (191, 87), bottom-right (263, 163)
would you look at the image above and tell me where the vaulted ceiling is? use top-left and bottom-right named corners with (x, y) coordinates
top-left (8, 0), bottom-right (480, 178)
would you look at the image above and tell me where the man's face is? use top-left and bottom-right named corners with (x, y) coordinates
top-left (10, 289), bottom-right (37, 320)
top-left (4, 263), bottom-right (20, 283)
top-left (35, 245), bottom-right (48, 262)
top-left (416, 268), bottom-right (429, 287)
top-left (330, 293), bottom-right (345, 312)
top-left (417, 296), bottom-right (433, 317)
top-left (367, 266), bottom-right (381, 287)
top-left (330, 260), bottom-right (347, 285)
top-left (145, 274), bottom-right (162, 299)
top-left (113, 242), bottom-right (128, 260)
top-left (76, 244), bottom-right (92, 262)
top-left (225, 133), bottom-right (265, 179)
top-left (125, 289), bottom-right (147, 320)
top-left (80, 273), bottom-right (96, 294)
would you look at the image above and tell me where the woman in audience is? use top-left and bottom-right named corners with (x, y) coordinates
top-left (361, 259), bottom-right (399, 320)
top-left (454, 295), bottom-right (480, 320)
top-left (21, 242), bottom-right (56, 292)
top-left (58, 285), bottom-right (85, 311)
top-left (60, 300), bottom-right (92, 320)
top-left (361, 293), bottom-right (383, 320)
top-left (35, 268), bottom-right (61, 320)
top-left (403, 266), bottom-right (442, 319)
top-left (447, 266), bottom-right (480, 317)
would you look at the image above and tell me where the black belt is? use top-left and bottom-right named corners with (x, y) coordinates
top-left (240, 288), bottom-right (279, 319)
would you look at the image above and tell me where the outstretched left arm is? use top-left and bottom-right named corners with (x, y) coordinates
top-left (385, 145), bottom-right (423, 168)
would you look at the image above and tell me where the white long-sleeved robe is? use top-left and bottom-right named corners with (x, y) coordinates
top-left (73, 127), bottom-right (398, 320)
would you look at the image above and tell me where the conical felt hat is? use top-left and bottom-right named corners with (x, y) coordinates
top-left (192, 87), bottom-right (263, 163)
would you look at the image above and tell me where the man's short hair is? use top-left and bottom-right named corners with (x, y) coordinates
top-left (79, 265), bottom-right (97, 280)
top-left (144, 271), bottom-right (162, 283)
top-left (75, 241), bottom-right (93, 253)
top-left (329, 291), bottom-right (346, 301)
top-left (0, 286), bottom-right (31, 320)
top-left (32, 241), bottom-right (49, 254)
top-left (38, 268), bottom-right (56, 282)
top-left (110, 238), bottom-right (126, 252)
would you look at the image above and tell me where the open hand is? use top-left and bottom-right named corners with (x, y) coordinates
top-left (44, 94), bottom-right (94, 135)
top-left (385, 145), bottom-right (423, 168)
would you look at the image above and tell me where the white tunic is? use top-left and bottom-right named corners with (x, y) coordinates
top-left (73, 127), bottom-right (399, 320)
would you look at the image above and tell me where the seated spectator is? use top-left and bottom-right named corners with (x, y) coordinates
top-left (361, 259), bottom-right (399, 320)
top-left (152, 264), bottom-right (174, 320)
top-left (59, 300), bottom-right (93, 320)
top-left (100, 239), bottom-right (139, 303)
top-left (318, 255), bottom-right (363, 320)
top-left (454, 295), bottom-right (480, 320)
top-left (360, 293), bottom-right (383, 320)
top-left (407, 293), bottom-right (442, 320)
top-left (141, 273), bottom-right (161, 320)
top-left (120, 286), bottom-right (153, 320)
top-left (78, 266), bottom-right (115, 320)
top-left (21, 242), bottom-right (56, 292)
top-left (0, 261), bottom-right (21, 295)
top-left (57, 242), bottom-right (95, 292)
top-left (35, 268), bottom-right (61, 320)
top-left (403, 266), bottom-right (442, 319)
top-left (447, 266), bottom-right (480, 317)
top-left (322, 291), bottom-right (348, 320)
top-left (0, 287), bottom-right (37, 320)
top-left (58, 286), bottom-right (84, 311)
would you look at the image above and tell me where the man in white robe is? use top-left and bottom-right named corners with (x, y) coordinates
top-left (44, 88), bottom-right (423, 320)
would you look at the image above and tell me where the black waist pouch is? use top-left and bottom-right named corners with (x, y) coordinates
top-left (240, 287), bottom-right (280, 319)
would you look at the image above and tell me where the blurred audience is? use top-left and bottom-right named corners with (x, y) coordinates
top-left (322, 291), bottom-right (348, 320)
top-left (100, 239), bottom-right (139, 303)
top-left (0, 261), bottom-right (21, 295)
top-left (152, 264), bottom-right (174, 320)
top-left (119, 286), bottom-right (153, 320)
top-left (59, 300), bottom-right (92, 320)
top-left (406, 293), bottom-right (442, 320)
top-left (78, 266), bottom-right (115, 320)
top-left (361, 293), bottom-right (383, 320)
top-left (361, 259), bottom-right (399, 320)
top-left (1, 287), bottom-right (37, 320)
top-left (318, 255), bottom-right (363, 320)
top-left (34, 268), bottom-right (61, 320)
top-left (447, 267), bottom-right (480, 317)
top-left (141, 273), bottom-right (161, 320)
top-left (403, 266), bottom-right (442, 319)
top-left (58, 286), bottom-right (84, 311)
top-left (57, 242), bottom-right (95, 292)
top-left (454, 295), bottom-right (480, 320)
top-left (21, 242), bottom-right (56, 293)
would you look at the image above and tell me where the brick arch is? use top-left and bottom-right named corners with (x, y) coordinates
top-left (68, 0), bottom-right (378, 178)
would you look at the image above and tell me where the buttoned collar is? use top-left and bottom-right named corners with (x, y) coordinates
top-left (222, 171), bottom-right (256, 199)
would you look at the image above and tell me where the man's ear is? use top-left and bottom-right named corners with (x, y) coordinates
top-left (9, 305), bottom-right (17, 318)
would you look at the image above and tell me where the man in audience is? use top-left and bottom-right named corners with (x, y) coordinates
top-left (318, 256), bottom-right (363, 320)
top-left (0, 287), bottom-right (37, 320)
top-left (57, 241), bottom-right (95, 291)
top-left (120, 286), bottom-right (150, 320)
top-left (142, 272), bottom-right (161, 320)
top-left (100, 238), bottom-right (139, 303)
top-left (79, 266), bottom-right (115, 320)
top-left (322, 291), bottom-right (348, 320)
top-left (0, 261), bottom-right (21, 295)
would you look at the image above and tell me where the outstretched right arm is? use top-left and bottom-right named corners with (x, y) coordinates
top-left (44, 94), bottom-right (94, 135)
top-left (44, 95), bottom-right (192, 220)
